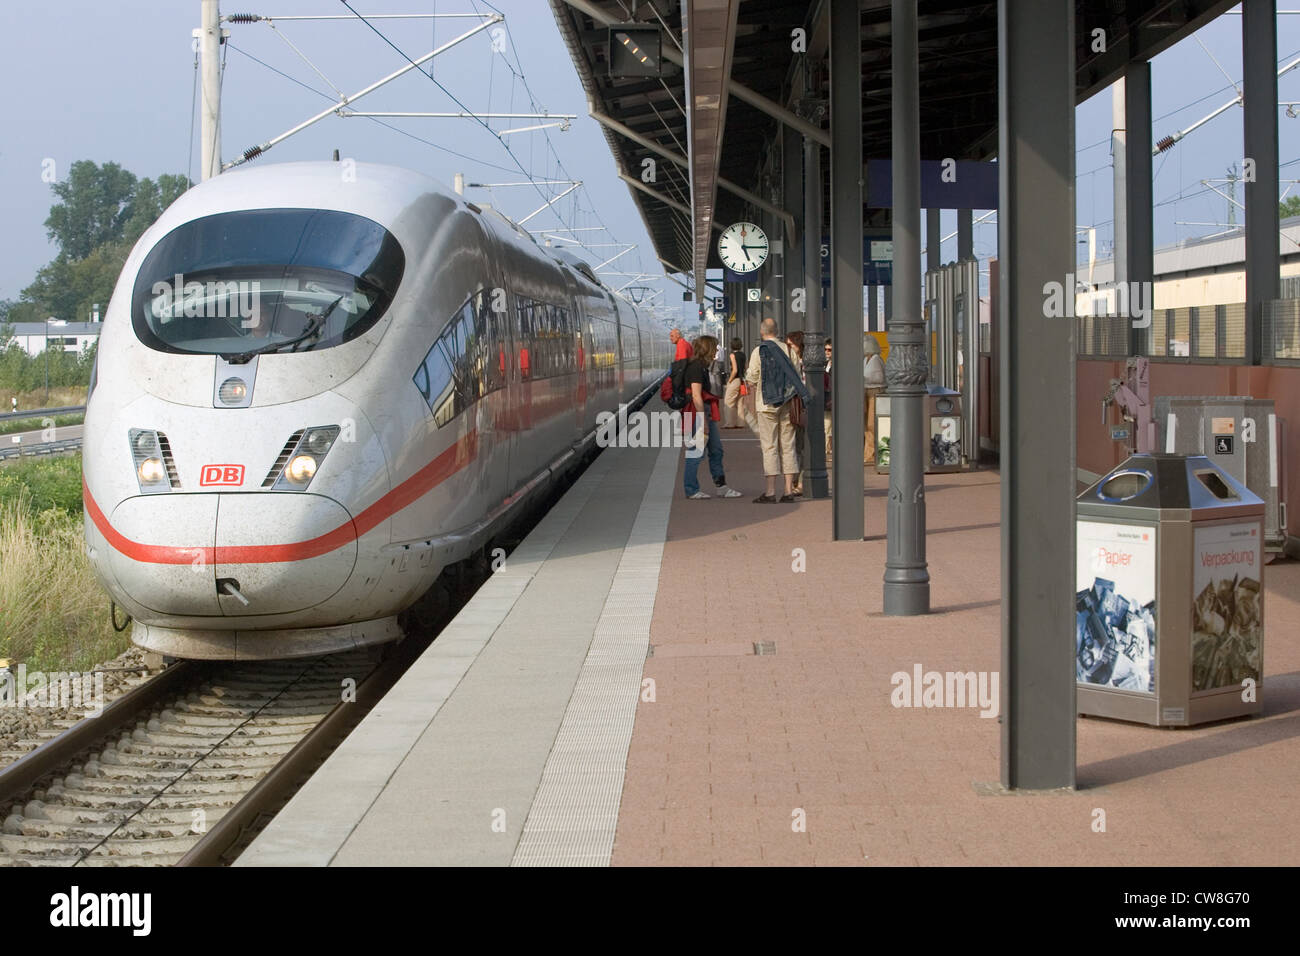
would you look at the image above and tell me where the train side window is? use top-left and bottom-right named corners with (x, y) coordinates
top-left (479, 290), bottom-right (506, 393)
top-left (414, 297), bottom-right (480, 426)
top-left (453, 303), bottom-right (479, 405)
top-left (517, 296), bottom-right (538, 380)
top-left (412, 361), bottom-right (431, 403)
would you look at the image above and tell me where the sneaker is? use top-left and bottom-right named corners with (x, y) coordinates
top-left (717, 485), bottom-right (743, 498)
top-left (687, 491), bottom-right (711, 499)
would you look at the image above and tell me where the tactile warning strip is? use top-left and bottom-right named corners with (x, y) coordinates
top-left (510, 444), bottom-right (677, 866)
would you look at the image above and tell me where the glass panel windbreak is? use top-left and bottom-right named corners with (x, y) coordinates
top-left (1169, 307), bottom-right (1191, 357)
top-left (1265, 298), bottom-right (1300, 362)
top-left (1221, 303), bottom-right (1246, 359)
top-left (1148, 308), bottom-right (1168, 357)
top-left (1192, 306), bottom-right (1216, 358)
top-left (1141, 304), bottom-right (1246, 363)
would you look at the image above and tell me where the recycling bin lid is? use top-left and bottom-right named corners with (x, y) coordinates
top-left (1078, 453), bottom-right (1264, 513)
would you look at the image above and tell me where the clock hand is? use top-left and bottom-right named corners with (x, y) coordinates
top-left (742, 246), bottom-right (751, 262)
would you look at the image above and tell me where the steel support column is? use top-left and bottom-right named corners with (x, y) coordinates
top-left (1243, 0), bottom-right (1279, 366)
top-left (868, 284), bottom-right (878, 332)
top-left (764, 206), bottom-right (784, 331)
top-left (884, 0), bottom-right (930, 614)
top-left (829, 0), bottom-right (864, 538)
top-left (998, 0), bottom-right (1076, 790)
top-left (927, 207), bottom-right (941, 272)
top-left (958, 209), bottom-right (974, 261)
top-left (795, 123), bottom-right (829, 499)
top-left (1125, 62), bottom-right (1152, 357)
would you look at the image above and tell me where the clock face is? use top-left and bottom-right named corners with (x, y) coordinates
top-left (717, 221), bottom-right (769, 274)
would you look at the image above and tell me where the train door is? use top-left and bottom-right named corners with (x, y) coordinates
top-left (477, 245), bottom-right (513, 514)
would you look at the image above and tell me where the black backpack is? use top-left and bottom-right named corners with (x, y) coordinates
top-left (665, 357), bottom-right (690, 410)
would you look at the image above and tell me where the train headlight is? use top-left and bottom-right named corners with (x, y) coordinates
top-left (268, 425), bottom-right (340, 491)
top-left (302, 427), bottom-right (337, 457)
top-left (286, 454), bottom-right (318, 484)
top-left (138, 458), bottom-right (167, 484)
top-left (218, 377), bottom-right (249, 405)
top-left (127, 429), bottom-right (178, 494)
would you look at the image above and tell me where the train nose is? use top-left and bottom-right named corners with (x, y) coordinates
top-left (106, 493), bottom-right (358, 617)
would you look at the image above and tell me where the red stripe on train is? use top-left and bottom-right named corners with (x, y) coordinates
top-left (85, 431), bottom-right (477, 566)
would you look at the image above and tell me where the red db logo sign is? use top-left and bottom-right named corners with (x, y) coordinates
top-left (200, 464), bottom-right (245, 487)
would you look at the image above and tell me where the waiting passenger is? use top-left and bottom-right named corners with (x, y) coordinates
top-left (669, 327), bottom-right (691, 362)
top-left (745, 318), bottom-right (810, 503)
top-left (785, 330), bottom-right (807, 497)
top-left (683, 335), bottom-right (742, 500)
top-left (722, 336), bottom-right (746, 428)
top-left (864, 335), bottom-right (886, 464)
top-left (823, 339), bottom-right (833, 460)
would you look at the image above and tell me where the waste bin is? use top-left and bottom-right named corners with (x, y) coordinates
top-left (875, 385), bottom-right (963, 474)
top-left (1076, 454), bottom-right (1265, 727)
top-left (1154, 395), bottom-right (1287, 553)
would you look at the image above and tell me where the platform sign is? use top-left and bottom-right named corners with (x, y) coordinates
top-left (1110, 425), bottom-right (1131, 442)
top-left (1190, 521), bottom-right (1262, 692)
top-left (712, 296), bottom-right (728, 312)
top-left (820, 234), bottom-right (895, 287)
top-left (1075, 521), bottom-right (1157, 694)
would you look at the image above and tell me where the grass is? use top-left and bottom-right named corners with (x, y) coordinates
top-left (0, 455), bottom-right (128, 672)
top-left (0, 455), bottom-right (84, 512)
top-left (0, 413), bottom-right (84, 437)
top-left (0, 386), bottom-right (87, 414)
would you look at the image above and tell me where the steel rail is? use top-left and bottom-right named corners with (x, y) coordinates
top-left (0, 662), bottom-right (202, 806)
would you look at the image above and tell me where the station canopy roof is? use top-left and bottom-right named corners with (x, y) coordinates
top-left (548, 0), bottom-right (1238, 293)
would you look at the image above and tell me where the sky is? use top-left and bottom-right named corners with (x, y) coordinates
top-left (0, 0), bottom-right (684, 321)
top-left (1, 2), bottom-right (1297, 315)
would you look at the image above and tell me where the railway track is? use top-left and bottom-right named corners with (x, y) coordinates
top-left (0, 649), bottom-right (404, 866)
top-left (0, 437), bottom-right (598, 866)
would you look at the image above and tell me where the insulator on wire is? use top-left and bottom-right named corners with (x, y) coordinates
top-left (1155, 135), bottom-right (1177, 154)
top-left (243, 145), bottom-right (264, 162)
top-left (227, 13), bottom-right (261, 23)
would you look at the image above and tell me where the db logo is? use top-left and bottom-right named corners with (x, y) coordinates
top-left (200, 464), bottom-right (245, 487)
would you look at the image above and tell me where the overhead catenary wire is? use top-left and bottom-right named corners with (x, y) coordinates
top-left (223, 42), bottom-right (522, 174)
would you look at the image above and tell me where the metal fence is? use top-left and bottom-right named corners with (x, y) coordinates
top-left (0, 404), bottom-right (87, 423)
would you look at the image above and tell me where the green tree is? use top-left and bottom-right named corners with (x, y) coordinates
top-left (43, 160), bottom-right (137, 261)
top-left (22, 239), bottom-right (131, 323)
top-left (1281, 195), bottom-right (1300, 220)
top-left (123, 173), bottom-right (190, 243)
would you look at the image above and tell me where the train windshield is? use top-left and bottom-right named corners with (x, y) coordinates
top-left (131, 208), bottom-right (405, 359)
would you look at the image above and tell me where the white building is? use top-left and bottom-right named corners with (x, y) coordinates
top-left (2, 321), bottom-right (101, 356)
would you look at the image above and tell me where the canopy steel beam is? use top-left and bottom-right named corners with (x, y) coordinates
top-left (589, 111), bottom-right (794, 229)
top-left (559, 0), bottom-right (830, 148)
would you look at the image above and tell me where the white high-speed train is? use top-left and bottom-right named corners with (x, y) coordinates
top-left (83, 161), bottom-right (667, 659)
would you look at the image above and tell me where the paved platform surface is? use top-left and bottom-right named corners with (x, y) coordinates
top-left (619, 429), bottom-right (1300, 866)
top-left (239, 438), bottom-right (676, 866)
top-left (239, 413), bottom-right (1300, 866)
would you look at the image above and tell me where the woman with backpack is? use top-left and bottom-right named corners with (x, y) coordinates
top-left (682, 335), bottom-right (743, 500)
top-left (744, 318), bottom-right (811, 503)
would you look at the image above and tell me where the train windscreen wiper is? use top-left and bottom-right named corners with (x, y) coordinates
top-left (223, 296), bottom-right (344, 364)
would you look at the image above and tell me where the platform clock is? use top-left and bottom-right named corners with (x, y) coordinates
top-left (717, 221), bottom-right (769, 274)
